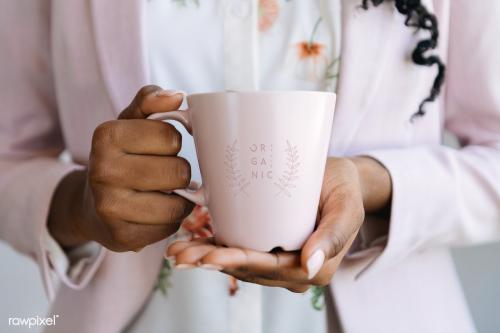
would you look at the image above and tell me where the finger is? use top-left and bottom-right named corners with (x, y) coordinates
top-left (119, 85), bottom-right (185, 120)
top-left (210, 246), bottom-right (338, 286)
top-left (174, 243), bottom-right (332, 285)
top-left (105, 221), bottom-right (181, 252)
top-left (110, 155), bottom-right (191, 191)
top-left (175, 244), bottom-right (218, 267)
top-left (301, 209), bottom-right (360, 280)
top-left (92, 119), bottom-right (182, 156)
top-left (302, 257), bottom-right (340, 286)
top-left (95, 188), bottom-right (194, 225)
top-left (165, 238), bottom-right (215, 258)
top-left (226, 270), bottom-right (310, 293)
top-left (200, 247), bottom-right (311, 282)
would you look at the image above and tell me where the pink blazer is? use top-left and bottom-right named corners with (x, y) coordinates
top-left (1, 0), bottom-right (499, 332)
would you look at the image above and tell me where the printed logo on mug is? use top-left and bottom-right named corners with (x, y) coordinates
top-left (225, 140), bottom-right (300, 198)
top-left (151, 91), bottom-right (335, 251)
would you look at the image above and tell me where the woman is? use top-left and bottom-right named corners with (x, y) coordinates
top-left (1, 0), bottom-right (499, 332)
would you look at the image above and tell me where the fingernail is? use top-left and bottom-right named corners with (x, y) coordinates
top-left (200, 264), bottom-right (223, 271)
top-left (306, 250), bottom-right (325, 280)
top-left (175, 263), bottom-right (196, 270)
top-left (155, 89), bottom-right (186, 97)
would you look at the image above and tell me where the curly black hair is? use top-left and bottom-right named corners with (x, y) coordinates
top-left (362, 0), bottom-right (446, 121)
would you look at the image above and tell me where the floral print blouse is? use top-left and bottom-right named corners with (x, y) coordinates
top-left (130, 1), bottom-right (342, 332)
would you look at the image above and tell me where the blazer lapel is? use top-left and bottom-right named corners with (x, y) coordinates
top-left (330, 0), bottom-right (397, 155)
top-left (90, 0), bottom-right (149, 113)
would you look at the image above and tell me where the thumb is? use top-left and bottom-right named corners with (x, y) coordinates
top-left (301, 211), bottom-right (360, 280)
top-left (118, 85), bottom-right (185, 120)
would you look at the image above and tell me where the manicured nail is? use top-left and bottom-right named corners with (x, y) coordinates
top-left (306, 250), bottom-right (325, 280)
top-left (200, 264), bottom-right (223, 271)
top-left (175, 263), bottom-right (196, 270)
top-left (155, 89), bottom-right (186, 97)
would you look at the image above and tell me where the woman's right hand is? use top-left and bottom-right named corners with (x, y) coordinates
top-left (48, 86), bottom-right (194, 252)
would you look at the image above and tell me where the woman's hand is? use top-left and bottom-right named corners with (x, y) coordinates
top-left (48, 85), bottom-right (194, 251)
top-left (166, 157), bottom-right (391, 292)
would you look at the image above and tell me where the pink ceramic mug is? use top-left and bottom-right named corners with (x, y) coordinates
top-left (151, 91), bottom-right (336, 251)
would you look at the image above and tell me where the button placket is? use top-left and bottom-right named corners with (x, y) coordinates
top-left (222, 3), bottom-right (262, 331)
top-left (228, 282), bottom-right (263, 333)
top-left (223, 0), bottom-right (260, 91)
top-left (230, 0), bottom-right (251, 18)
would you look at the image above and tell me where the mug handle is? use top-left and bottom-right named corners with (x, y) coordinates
top-left (148, 110), bottom-right (207, 207)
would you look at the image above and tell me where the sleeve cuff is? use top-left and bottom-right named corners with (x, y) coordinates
top-left (42, 228), bottom-right (105, 292)
top-left (346, 146), bottom-right (458, 279)
top-left (347, 214), bottom-right (388, 260)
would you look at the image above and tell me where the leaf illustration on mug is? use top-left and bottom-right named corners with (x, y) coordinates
top-left (274, 140), bottom-right (300, 197)
top-left (225, 140), bottom-right (250, 197)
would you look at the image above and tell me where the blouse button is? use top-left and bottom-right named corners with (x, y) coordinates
top-left (229, 0), bottom-right (250, 18)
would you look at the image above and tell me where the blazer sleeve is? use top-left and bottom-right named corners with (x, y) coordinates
top-left (356, 0), bottom-right (500, 275)
top-left (0, 0), bottom-right (104, 300)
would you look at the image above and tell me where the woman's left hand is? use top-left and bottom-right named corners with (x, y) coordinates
top-left (166, 157), bottom-right (391, 292)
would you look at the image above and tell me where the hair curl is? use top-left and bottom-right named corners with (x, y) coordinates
top-left (362, 0), bottom-right (446, 121)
